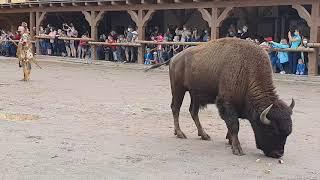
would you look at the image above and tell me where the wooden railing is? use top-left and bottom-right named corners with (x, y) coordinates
top-left (31, 36), bottom-right (316, 53)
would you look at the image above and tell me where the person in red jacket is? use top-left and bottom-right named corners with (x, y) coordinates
top-left (106, 35), bottom-right (117, 61)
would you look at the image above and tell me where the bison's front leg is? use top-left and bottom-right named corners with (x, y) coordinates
top-left (216, 97), bottom-right (245, 156)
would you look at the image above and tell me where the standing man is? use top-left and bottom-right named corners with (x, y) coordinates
top-left (16, 22), bottom-right (34, 81)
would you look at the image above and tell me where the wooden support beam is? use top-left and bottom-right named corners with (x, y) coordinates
top-left (216, 7), bottom-right (233, 26)
top-left (292, 4), bottom-right (311, 27)
top-left (309, 0), bottom-right (320, 75)
top-left (198, 8), bottom-right (212, 26)
top-left (128, 9), bottom-right (155, 64)
top-left (127, 10), bottom-right (139, 24)
top-left (198, 7), bottom-right (233, 39)
top-left (82, 10), bottom-right (106, 60)
top-left (29, 12), bottom-right (36, 54)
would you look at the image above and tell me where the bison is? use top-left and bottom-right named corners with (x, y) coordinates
top-left (146, 38), bottom-right (295, 158)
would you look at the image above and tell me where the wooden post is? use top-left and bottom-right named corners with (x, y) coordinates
top-left (83, 10), bottom-right (105, 61)
top-left (309, 0), bottom-right (320, 75)
top-left (280, 16), bottom-right (285, 38)
top-left (29, 12), bottom-right (35, 38)
top-left (128, 9), bottom-right (155, 64)
top-left (29, 12), bottom-right (36, 53)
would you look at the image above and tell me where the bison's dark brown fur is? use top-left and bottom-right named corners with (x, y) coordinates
top-left (147, 38), bottom-right (294, 158)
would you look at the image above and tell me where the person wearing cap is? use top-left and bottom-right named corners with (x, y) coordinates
top-left (16, 23), bottom-right (34, 81)
top-left (270, 39), bottom-right (290, 74)
top-left (260, 37), bottom-right (277, 72)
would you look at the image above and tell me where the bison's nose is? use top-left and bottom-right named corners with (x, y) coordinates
top-left (266, 150), bottom-right (284, 158)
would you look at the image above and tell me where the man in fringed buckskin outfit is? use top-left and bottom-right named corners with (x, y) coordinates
top-left (16, 22), bottom-right (33, 81)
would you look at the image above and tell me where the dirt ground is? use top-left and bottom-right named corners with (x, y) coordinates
top-left (0, 57), bottom-right (320, 180)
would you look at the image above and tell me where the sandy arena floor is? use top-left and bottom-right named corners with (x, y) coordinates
top-left (0, 57), bottom-right (320, 179)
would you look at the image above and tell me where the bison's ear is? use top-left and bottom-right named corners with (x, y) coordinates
top-left (289, 98), bottom-right (295, 110)
top-left (260, 104), bottom-right (273, 125)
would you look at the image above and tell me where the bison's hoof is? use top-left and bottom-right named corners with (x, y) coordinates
top-left (226, 138), bottom-right (232, 145)
top-left (176, 130), bottom-right (187, 139)
top-left (232, 145), bottom-right (245, 156)
top-left (200, 133), bottom-right (211, 141)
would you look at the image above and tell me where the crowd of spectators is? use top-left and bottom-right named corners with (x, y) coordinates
top-left (0, 30), bottom-right (20, 57)
top-left (143, 25), bottom-right (210, 65)
top-left (38, 23), bottom-right (91, 59)
top-left (225, 24), bottom-right (309, 75)
top-left (0, 22), bottom-right (311, 75)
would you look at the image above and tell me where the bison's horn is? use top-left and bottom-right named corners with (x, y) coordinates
top-left (289, 98), bottom-right (295, 110)
top-left (260, 104), bottom-right (273, 125)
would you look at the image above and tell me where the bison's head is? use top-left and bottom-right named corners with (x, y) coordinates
top-left (253, 99), bottom-right (294, 158)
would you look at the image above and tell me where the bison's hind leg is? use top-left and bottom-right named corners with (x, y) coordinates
top-left (171, 89), bottom-right (187, 139)
top-left (189, 94), bottom-right (210, 141)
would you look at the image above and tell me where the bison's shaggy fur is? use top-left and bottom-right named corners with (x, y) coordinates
top-left (149, 38), bottom-right (294, 158)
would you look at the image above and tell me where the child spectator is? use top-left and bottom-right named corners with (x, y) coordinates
top-left (144, 48), bottom-right (153, 65)
top-left (296, 59), bottom-right (305, 75)
top-left (153, 51), bottom-right (159, 63)
top-left (156, 34), bottom-right (164, 63)
top-left (270, 39), bottom-right (290, 74)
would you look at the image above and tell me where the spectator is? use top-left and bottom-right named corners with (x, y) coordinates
top-left (153, 51), bottom-right (159, 63)
top-left (239, 25), bottom-right (249, 39)
top-left (271, 39), bottom-right (290, 74)
top-left (110, 30), bottom-right (118, 40)
top-left (38, 26), bottom-right (46, 55)
top-left (70, 23), bottom-right (78, 58)
top-left (97, 34), bottom-right (106, 60)
top-left (175, 25), bottom-right (191, 42)
top-left (288, 28), bottom-right (302, 74)
top-left (173, 35), bottom-right (182, 56)
top-left (260, 37), bottom-right (278, 72)
top-left (202, 30), bottom-right (210, 42)
top-left (125, 27), bottom-right (135, 63)
top-left (226, 24), bottom-right (237, 37)
top-left (116, 35), bottom-right (126, 62)
top-left (48, 27), bottom-right (56, 55)
top-left (56, 29), bottom-right (67, 56)
top-left (296, 58), bottom-right (305, 75)
top-left (156, 34), bottom-right (164, 63)
top-left (78, 33), bottom-right (89, 59)
top-left (106, 35), bottom-right (117, 61)
top-left (144, 48), bottom-right (153, 65)
top-left (164, 28), bottom-right (173, 42)
top-left (191, 28), bottom-right (200, 42)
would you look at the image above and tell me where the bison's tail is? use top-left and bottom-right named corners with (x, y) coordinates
top-left (144, 59), bottom-right (171, 72)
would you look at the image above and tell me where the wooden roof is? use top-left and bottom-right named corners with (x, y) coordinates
top-left (0, 0), bottom-right (314, 13)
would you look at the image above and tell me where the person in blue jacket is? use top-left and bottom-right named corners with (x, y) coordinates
top-left (270, 39), bottom-right (290, 74)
